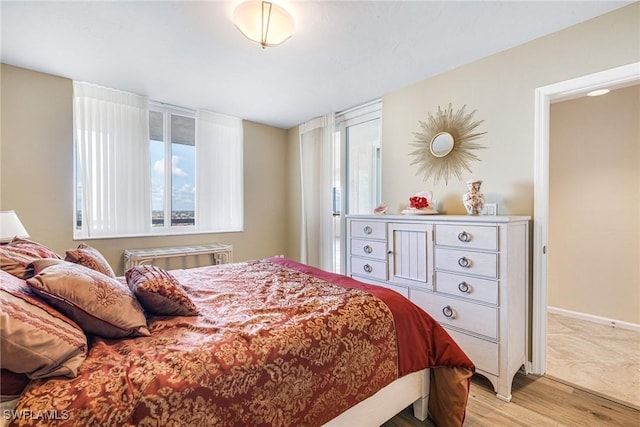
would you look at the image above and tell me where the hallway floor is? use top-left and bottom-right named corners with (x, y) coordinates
top-left (546, 312), bottom-right (640, 409)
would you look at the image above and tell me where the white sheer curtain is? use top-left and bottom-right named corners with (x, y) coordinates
top-left (73, 82), bottom-right (150, 238)
top-left (195, 110), bottom-right (243, 232)
top-left (299, 114), bottom-right (335, 271)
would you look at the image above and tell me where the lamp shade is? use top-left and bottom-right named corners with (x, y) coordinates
top-left (0, 210), bottom-right (30, 243)
top-left (233, 1), bottom-right (294, 48)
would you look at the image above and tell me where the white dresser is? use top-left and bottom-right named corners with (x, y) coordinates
top-left (346, 214), bottom-right (530, 402)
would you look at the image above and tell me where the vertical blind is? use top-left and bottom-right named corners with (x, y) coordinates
top-left (73, 82), bottom-right (243, 238)
top-left (73, 81), bottom-right (151, 238)
top-left (196, 110), bottom-right (244, 232)
top-left (299, 114), bottom-right (335, 271)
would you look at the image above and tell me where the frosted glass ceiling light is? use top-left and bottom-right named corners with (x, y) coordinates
top-left (233, 1), bottom-right (294, 49)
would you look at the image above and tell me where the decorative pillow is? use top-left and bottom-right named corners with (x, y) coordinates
top-left (0, 237), bottom-right (62, 279)
top-left (27, 259), bottom-right (150, 339)
top-left (65, 243), bottom-right (116, 278)
top-left (126, 265), bottom-right (198, 316)
top-left (0, 269), bottom-right (87, 380)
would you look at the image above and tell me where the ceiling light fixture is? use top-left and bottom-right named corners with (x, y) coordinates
top-left (587, 89), bottom-right (610, 97)
top-left (233, 1), bottom-right (295, 49)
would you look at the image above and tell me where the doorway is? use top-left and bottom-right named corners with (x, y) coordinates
top-left (546, 85), bottom-right (640, 407)
top-left (532, 62), bottom-right (640, 401)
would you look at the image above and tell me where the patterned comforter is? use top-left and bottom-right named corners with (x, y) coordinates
top-left (10, 258), bottom-right (474, 427)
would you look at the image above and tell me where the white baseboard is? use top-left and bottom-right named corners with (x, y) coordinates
top-left (547, 306), bottom-right (640, 333)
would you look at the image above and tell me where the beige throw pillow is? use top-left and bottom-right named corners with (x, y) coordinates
top-left (27, 259), bottom-right (150, 339)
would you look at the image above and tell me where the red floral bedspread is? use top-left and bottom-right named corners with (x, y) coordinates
top-left (10, 258), bottom-right (473, 427)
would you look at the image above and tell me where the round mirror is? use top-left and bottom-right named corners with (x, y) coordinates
top-left (430, 132), bottom-right (455, 158)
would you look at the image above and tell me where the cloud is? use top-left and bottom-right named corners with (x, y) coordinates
top-left (172, 183), bottom-right (195, 211)
top-left (151, 181), bottom-right (164, 211)
top-left (153, 160), bottom-right (164, 174)
top-left (153, 156), bottom-right (187, 177)
top-left (172, 155), bottom-right (187, 177)
top-left (176, 183), bottom-right (195, 194)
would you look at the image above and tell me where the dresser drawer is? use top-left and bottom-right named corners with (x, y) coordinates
top-left (350, 257), bottom-right (387, 281)
top-left (446, 329), bottom-right (499, 376)
top-left (410, 290), bottom-right (498, 340)
top-left (435, 224), bottom-right (497, 251)
top-left (435, 271), bottom-right (498, 305)
top-left (350, 220), bottom-right (386, 240)
top-left (435, 248), bottom-right (498, 279)
top-left (350, 238), bottom-right (387, 260)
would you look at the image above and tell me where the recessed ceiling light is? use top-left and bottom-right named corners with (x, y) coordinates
top-left (587, 89), bottom-right (610, 97)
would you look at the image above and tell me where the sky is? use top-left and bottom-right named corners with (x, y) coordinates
top-left (151, 140), bottom-right (195, 212)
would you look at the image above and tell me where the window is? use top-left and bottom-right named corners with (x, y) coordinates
top-left (149, 105), bottom-right (197, 229)
top-left (73, 82), bottom-right (243, 239)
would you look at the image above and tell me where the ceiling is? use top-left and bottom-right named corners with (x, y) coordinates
top-left (1, 1), bottom-right (633, 129)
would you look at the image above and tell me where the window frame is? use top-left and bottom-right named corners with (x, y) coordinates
top-left (149, 102), bottom-right (198, 235)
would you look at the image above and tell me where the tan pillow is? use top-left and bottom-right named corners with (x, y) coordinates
top-left (0, 237), bottom-right (62, 279)
top-left (126, 265), bottom-right (198, 316)
top-left (65, 243), bottom-right (116, 278)
top-left (0, 269), bottom-right (87, 380)
top-left (27, 259), bottom-right (150, 339)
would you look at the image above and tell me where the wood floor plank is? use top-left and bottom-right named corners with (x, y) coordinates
top-left (509, 375), bottom-right (639, 427)
top-left (465, 375), bottom-right (559, 427)
top-left (382, 374), bottom-right (640, 427)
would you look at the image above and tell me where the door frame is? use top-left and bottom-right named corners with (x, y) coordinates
top-left (531, 62), bottom-right (640, 374)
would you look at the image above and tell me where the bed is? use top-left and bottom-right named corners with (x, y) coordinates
top-left (1, 240), bottom-right (473, 427)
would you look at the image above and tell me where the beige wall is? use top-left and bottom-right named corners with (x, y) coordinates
top-left (1, 64), bottom-right (290, 275)
top-left (381, 4), bottom-right (639, 216)
top-left (548, 85), bottom-right (639, 324)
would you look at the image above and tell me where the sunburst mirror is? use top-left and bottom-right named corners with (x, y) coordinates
top-left (410, 103), bottom-right (487, 185)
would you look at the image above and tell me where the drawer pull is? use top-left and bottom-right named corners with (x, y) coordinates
top-left (363, 245), bottom-right (373, 254)
top-left (457, 231), bottom-right (471, 242)
top-left (458, 282), bottom-right (471, 293)
top-left (363, 226), bottom-right (373, 235)
top-left (442, 305), bottom-right (455, 319)
top-left (363, 264), bottom-right (373, 273)
top-left (457, 257), bottom-right (471, 268)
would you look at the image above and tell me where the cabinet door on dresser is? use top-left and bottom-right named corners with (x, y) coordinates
top-left (387, 222), bottom-right (434, 289)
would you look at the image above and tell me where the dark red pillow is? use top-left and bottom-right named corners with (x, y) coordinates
top-left (126, 265), bottom-right (198, 316)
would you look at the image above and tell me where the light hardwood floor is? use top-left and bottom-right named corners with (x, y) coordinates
top-left (546, 312), bottom-right (640, 409)
top-left (382, 373), bottom-right (640, 426)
